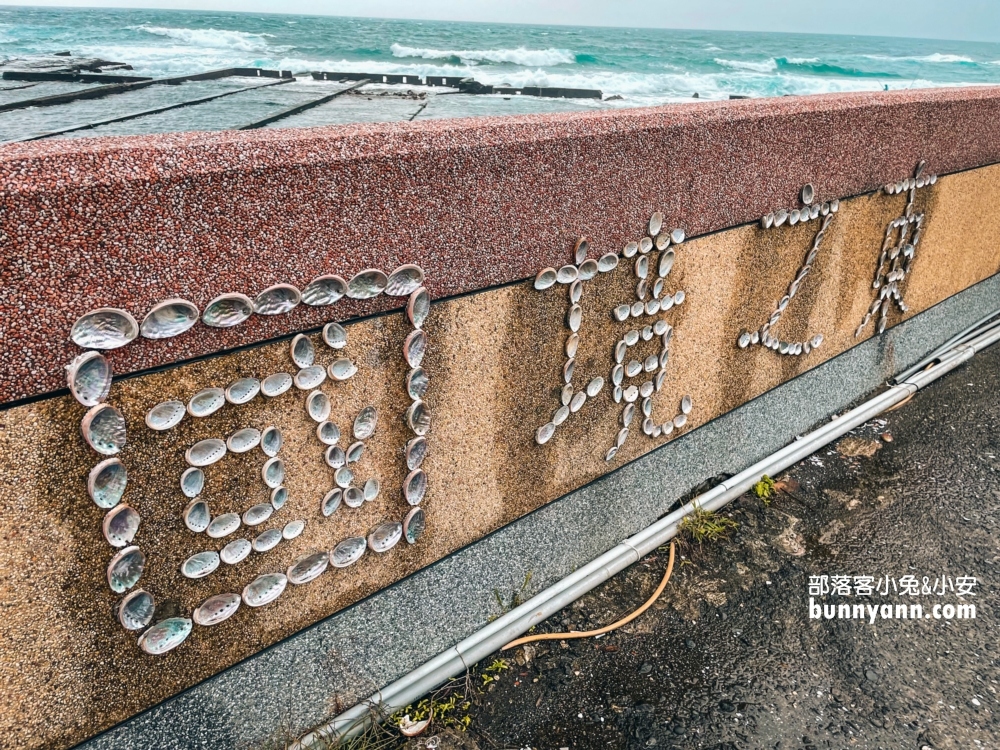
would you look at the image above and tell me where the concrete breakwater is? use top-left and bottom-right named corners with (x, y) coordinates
top-left (1, 86), bottom-right (1000, 749)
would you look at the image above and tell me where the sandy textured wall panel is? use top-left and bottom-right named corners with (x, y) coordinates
top-left (1, 159), bottom-right (999, 749)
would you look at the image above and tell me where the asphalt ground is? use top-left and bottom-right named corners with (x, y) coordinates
top-left (402, 339), bottom-right (999, 750)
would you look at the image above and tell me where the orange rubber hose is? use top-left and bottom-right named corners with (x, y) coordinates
top-left (501, 542), bottom-right (675, 651)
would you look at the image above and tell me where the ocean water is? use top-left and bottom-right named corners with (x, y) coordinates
top-left (0, 6), bottom-right (1000, 143)
top-left (2, 7), bottom-right (1000, 138)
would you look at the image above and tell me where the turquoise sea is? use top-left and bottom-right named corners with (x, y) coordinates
top-left (3, 7), bottom-right (1000, 105)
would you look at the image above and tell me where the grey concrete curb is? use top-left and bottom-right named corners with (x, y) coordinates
top-left (76, 273), bottom-right (1000, 750)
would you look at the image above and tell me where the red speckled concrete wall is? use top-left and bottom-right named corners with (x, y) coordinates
top-left (3, 86), bottom-right (1000, 404)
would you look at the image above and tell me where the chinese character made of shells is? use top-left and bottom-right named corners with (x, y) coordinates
top-left (67, 265), bottom-right (430, 655)
top-left (532, 212), bottom-right (694, 463)
top-left (736, 183), bottom-right (837, 357)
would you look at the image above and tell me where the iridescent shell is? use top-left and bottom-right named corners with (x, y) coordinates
top-left (262, 457), bottom-right (285, 488)
top-left (107, 546), bottom-right (145, 593)
top-left (368, 521), bottom-right (402, 553)
top-left (118, 589), bottom-right (154, 631)
top-left (598, 253), bottom-right (619, 272)
top-left (66, 351), bottom-right (111, 406)
top-left (321, 488), bottom-right (342, 517)
top-left (325, 445), bottom-right (346, 468)
top-left (322, 322), bottom-right (348, 349)
top-left (404, 506), bottom-right (426, 544)
top-left (405, 436), bottom-right (427, 470)
top-left (302, 275), bottom-right (347, 306)
top-left (363, 478), bottom-right (380, 502)
top-left (243, 573), bottom-right (288, 607)
top-left (404, 330), bottom-right (427, 368)
top-left (335, 466), bottom-right (354, 488)
top-left (70, 308), bottom-right (138, 350)
top-left (347, 269), bottom-right (388, 299)
top-left (261, 373), bottom-right (293, 398)
top-left (253, 284), bottom-right (301, 315)
top-left (82, 404), bottom-right (126, 455)
top-left (220, 538), bottom-right (252, 564)
top-left (331, 536), bottom-right (367, 568)
top-left (282, 520), bottom-right (305, 540)
top-left (649, 212), bottom-right (663, 236)
top-left (317, 421), bottom-right (340, 445)
top-left (290, 334), bottom-right (316, 369)
top-left (306, 391), bottom-right (331, 422)
top-left (225, 377), bottom-right (260, 405)
top-left (88, 458), bottom-right (127, 509)
top-left (406, 368), bottom-right (428, 400)
top-left (103, 504), bottom-right (140, 547)
top-left (346, 441), bottom-right (365, 463)
top-left (344, 487), bottom-right (364, 508)
top-left (385, 264), bottom-right (425, 296)
top-left (181, 467), bottom-right (205, 498)
top-left (202, 293), bottom-right (253, 328)
top-left (578, 259), bottom-right (598, 280)
top-left (556, 265), bottom-right (578, 284)
top-left (287, 551), bottom-right (329, 585)
top-left (193, 593), bottom-right (241, 626)
top-left (403, 469), bottom-right (427, 505)
top-left (206, 513), bottom-right (240, 539)
top-left (353, 405), bottom-right (377, 439)
top-left (227, 427), bottom-right (261, 454)
top-left (140, 298), bottom-right (199, 340)
top-left (186, 438), bottom-right (226, 467)
top-left (146, 400), bottom-right (185, 430)
top-left (295, 365), bottom-right (327, 390)
top-left (670, 228), bottom-right (685, 244)
top-left (658, 250), bottom-right (675, 277)
top-left (138, 617), bottom-right (192, 655)
top-left (261, 426), bottom-right (282, 457)
top-left (183, 499), bottom-right (210, 533)
top-left (253, 528), bottom-right (283, 552)
top-left (534, 268), bottom-right (557, 290)
top-left (243, 503), bottom-right (273, 527)
top-left (182, 550), bottom-right (220, 579)
top-left (405, 400), bottom-right (430, 436)
top-left (270, 486), bottom-right (288, 510)
top-left (329, 358), bottom-right (358, 381)
top-left (188, 387), bottom-right (226, 418)
top-left (407, 287), bottom-right (430, 328)
top-left (574, 237), bottom-right (590, 264)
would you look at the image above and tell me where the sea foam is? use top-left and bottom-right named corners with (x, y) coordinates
top-left (390, 43), bottom-right (575, 67)
top-left (132, 25), bottom-right (277, 53)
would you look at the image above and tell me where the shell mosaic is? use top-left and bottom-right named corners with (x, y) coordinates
top-left (66, 265), bottom-right (432, 653)
top-left (738, 183), bottom-right (837, 356)
top-left (531, 220), bottom-right (692, 458)
top-left (857, 161), bottom-right (936, 336)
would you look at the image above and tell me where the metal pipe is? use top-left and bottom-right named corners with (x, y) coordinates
top-left (294, 319), bottom-right (1000, 748)
top-left (890, 306), bottom-right (1000, 384)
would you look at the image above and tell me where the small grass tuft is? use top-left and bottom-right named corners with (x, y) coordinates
top-left (753, 474), bottom-right (776, 505)
top-left (679, 506), bottom-right (739, 545)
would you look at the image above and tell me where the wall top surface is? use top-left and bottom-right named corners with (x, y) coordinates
top-left (2, 86), bottom-right (1000, 405)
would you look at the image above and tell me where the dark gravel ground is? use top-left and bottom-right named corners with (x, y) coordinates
top-left (406, 342), bottom-right (999, 750)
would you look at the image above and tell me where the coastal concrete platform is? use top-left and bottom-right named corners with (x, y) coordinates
top-left (75, 272), bottom-right (1000, 750)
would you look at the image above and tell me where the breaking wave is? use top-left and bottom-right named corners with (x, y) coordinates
top-left (717, 56), bottom-right (896, 78)
top-left (390, 43), bottom-right (576, 67)
top-left (132, 25), bottom-right (276, 53)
